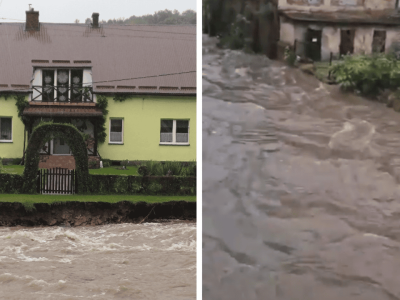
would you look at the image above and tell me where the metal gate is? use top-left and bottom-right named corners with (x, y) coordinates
top-left (37, 168), bottom-right (76, 194)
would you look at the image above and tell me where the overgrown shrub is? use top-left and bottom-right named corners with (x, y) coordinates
top-left (158, 161), bottom-right (184, 176)
top-left (330, 53), bottom-right (400, 96)
top-left (88, 175), bottom-right (196, 195)
top-left (0, 174), bottom-right (24, 193)
top-left (284, 47), bottom-right (296, 67)
top-left (219, 15), bottom-right (245, 50)
top-left (23, 122), bottom-right (89, 194)
top-left (102, 159), bottom-right (111, 168)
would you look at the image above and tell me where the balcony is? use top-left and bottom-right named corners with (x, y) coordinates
top-left (32, 85), bottom-right (93, 103)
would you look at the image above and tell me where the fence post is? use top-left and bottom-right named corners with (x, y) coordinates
top-left (74, 170), bottom-right (78, 194)
top-left (330, 52), bottom-right (333, 66)
top-left (294, 39), bottom-right (297, 54)
top-left (37, 170), bottom-right (40, 194)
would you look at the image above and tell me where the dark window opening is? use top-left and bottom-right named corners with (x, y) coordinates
top-left (0, 117), bottom-right (12, 141)
top-left (372, 30), bottom-right (386, 53)
top-left (340, 29), bottom-right (355, 55)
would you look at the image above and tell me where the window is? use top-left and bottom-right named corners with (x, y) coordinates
top-left (160, 119), bottom-right (189, 145)
top-left (0, 117), bottom-right (12, 142)
top-left (35, 68), bottom-right (91, 102)
top-left (109, 119), bottom-right (123, 144)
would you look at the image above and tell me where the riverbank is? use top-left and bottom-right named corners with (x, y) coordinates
top-left (0, 201), bottom-right (196, 226)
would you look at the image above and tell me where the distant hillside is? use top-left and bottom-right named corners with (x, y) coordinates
top-left (85, 9), bottom-right (196, 25)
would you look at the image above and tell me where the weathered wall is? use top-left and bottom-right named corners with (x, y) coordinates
top-left (282, 19), bottom-right (400, 60)
top-left (321, 26), bottom-right (341, 59)
top-left (280, 17), bottom-right (295, 44)
top-left (0, 96), bottom-right (26, 159)
top-left (98, 96), bottom-right (196, 162)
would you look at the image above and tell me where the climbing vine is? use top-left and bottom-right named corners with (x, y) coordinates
top-left (22, 122), bottom-right (90, 194)
top-left (113, 94), bottom-right (131, 102)
top-left (94, 95), bottom-right (109, 144)
top-left (1, 94), bottom-right (30, 125)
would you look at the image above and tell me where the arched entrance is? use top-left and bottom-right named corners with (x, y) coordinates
top-left (22, 122), bottom-right (89, 194)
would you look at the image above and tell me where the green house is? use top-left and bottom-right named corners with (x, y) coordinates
top-left (0, 10), bottom-right (196, 169)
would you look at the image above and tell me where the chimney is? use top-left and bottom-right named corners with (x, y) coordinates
top-left (92, 12), bottom-right (99, 27)
top-left (26, 9), bottom-right (39, 31)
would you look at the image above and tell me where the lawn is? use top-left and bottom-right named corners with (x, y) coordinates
top-left (1, 165), bottom-right (139, 176)
top-left (313, 61), bottom-right (341, 83)
top-left (0, 194), bottom-right (196, 210)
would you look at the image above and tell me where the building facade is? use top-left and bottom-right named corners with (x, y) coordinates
top-left (0, 10), bottom-right (196, 169)
top-left (278, 0), bottom-right (400, 61)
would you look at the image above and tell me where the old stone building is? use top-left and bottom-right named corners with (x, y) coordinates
top-left (278, 0), bottom-right (400, 61)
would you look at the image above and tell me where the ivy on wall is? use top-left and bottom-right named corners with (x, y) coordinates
top-left (113, 94), bottom-right (131, 102)
top-left (94, 95), bottom-right (109, 144)
top-left (22, 122), bottom-right (90, 194)
top-left (1, 94), bottom-right (30, 125)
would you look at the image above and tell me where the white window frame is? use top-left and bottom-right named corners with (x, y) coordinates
top-left (159, 119), bottom-right (190, 146)
top-left (0, 117), bottom-right (12, 143)
top-left (31, 68), bottom-right (91, 102)
top-left (109, 118), bottom-right (124, 144)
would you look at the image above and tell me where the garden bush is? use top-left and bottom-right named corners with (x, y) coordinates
top-left (0, 174), bottom-right (24, 193)
top-left (330, 53), bottom-right (400, 96)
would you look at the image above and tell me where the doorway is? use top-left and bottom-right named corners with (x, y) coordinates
top-left (340, 29), bottom-right (355, 55)
top-left (53, 138), bottom-right (71, 155)
top-left (305, 28), bottom-right (322, 61)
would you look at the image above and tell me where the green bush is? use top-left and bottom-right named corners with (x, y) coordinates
top-left (330, 53), bottom-right (400, 96)
top-left (158, 161), bottom-right (184, 176)
top-left (23, 122), bottom-right (89, 194)
top-left (284, 47), bottom-right (296, 67)
top-left (102, 159), bottom-right (111, 168)
top-left (0, 174), bottom-right (24, 193)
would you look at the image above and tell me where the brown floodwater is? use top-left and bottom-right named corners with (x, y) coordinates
top-left (203, 34), bottom-right (400, 300)
top-left (0, 221), bottom-right (196, 299)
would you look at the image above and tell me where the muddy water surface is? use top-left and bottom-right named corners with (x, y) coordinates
top-left (203, 34), bottom-right (400, 300)
top-left (0, 222), bottom-right (196, 299)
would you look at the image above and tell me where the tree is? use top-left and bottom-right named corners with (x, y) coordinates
top-left (74, 19), bottom-right (80, 23)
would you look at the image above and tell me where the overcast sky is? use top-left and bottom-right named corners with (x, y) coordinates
top-left (0, 0), bottom-right (196, 23)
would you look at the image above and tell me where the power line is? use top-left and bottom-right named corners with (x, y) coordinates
top-left (0, 70), bottom-right (197, 92)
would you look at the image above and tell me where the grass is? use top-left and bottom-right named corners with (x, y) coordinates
top-left (313, 61), bottom-right (341, 83)
top-left (0, 194), bottom-right (196, 211)
top-left (1, 165), bottom-right (139, 176)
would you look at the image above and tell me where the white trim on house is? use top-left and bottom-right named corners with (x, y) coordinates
top-left (0, 116), bottom-right (13, 143)
top-left (30, 67), bottom-right (92, 102)
top-left (109, 118), bottom-right (124, 144)
top-left (159, 119), bottom-right (190, 146)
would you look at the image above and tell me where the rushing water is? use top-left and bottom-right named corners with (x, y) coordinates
top-left (0, 222), bottom-right (196, 299)
top-left (203, 34), bottom-right (400, 300)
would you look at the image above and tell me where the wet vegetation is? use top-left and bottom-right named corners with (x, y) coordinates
top-left (330, 53), bottom-right (400, 97)
top-left (203, 0), bottom-right (279, 58)
top-left (86, 9), bottom-right (196, 25)
top-left (0, 195), bottom-right (196, 211)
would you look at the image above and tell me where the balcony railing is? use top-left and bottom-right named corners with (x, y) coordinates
top-left (32, 85), bottom-right (93, 102)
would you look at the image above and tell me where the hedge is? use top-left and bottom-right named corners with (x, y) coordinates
top-left (22, 122), bottom-right (89, 194)
top-left (0, 174), bottom-right (196, 196)
top-left (88, 175), bottom-right (196, 195)
top-left (0, 174), bottom-right (24, 193)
